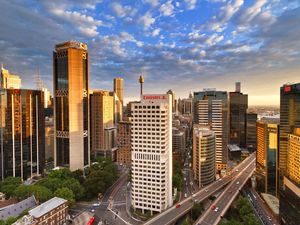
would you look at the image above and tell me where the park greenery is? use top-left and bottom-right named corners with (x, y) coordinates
top-left (219, 196), bottom-right (261, 225)
top-left (191, 202), bottom-right (204, 221)
top-left (0, 157), bottom-right (119, 224)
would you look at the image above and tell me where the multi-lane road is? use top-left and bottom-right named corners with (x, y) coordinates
top-left (195, 155), bottom-right (256, 225)
top-left (144, 153), bottom-right (256, 225)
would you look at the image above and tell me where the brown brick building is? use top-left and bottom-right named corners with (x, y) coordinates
top-left (116, 117), bottom-right (132, 165)
top-left (28, 197), bottom-right (68, 225)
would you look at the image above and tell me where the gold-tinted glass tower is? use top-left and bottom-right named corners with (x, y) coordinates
top-left (113, 77), bottom-right (123, 124)
top-left (53, 41), bottom-right (90, 171)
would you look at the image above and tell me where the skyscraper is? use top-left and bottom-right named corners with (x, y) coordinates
top-left (167, 90), bottom-right (175, 113)
top-left (131, 94), bottom-right (172, 214)
top-left (53, 41), bottom-right (90, 171)
top-left (229, 82), bottom-right (248, 147)
top-left (193, 126), bottom-right (215, 187)
top-left (1, 66), bottom-right (22, 89)
top-left (246, 112), bottom-right (257, 151)
top-left (90, 90), bottom-right (114, 157)
top-left (256, 121), bottom-right (279, 197)
top-left (279, 83), bottom-right (300, 225)
top-left (193, 89), bottom-right (228, 172)
top-left (279, 83), bottom-right (300, 181)
top-left (113, 77), bottom-right (123, 124)
top-left (0, 89), bottom-right (45, 180)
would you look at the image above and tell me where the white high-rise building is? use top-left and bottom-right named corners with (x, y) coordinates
top-left (131, 94), bottom-right (173, 214)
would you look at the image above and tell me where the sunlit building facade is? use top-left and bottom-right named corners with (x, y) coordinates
top-left (0, 89), bottom-right (45, 180)
top-left (116, 117), bottom-right (132, 165)
top-left (1, 66), bottom-right (22, 89)
top-left (53, 41), bottom-right (90, 171)
top-left (131, 94), bottom-right (172, 214)
top-left (246, 112), bottom-right (257, 151)
top-left (113, 78), bottom-right (123, 124)
top-left (256, 121), bottom-right (279, 197)
top-left (193, 89), bottom-right (228, 172)
top-left (193, 127), bottom-right (215, 187)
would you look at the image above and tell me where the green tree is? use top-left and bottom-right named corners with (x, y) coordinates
top-left (36, 177), bottom-right (64, 192)
top-left (48, 168), bottom-right (72, 179)
top-left (0, 177), bottom-right (22, 198)
top-left (14, 185), bottom-right (52, 202)
top-left (62, 178), bottom-right (85, 200)
top-left (71, 169), bottom-right (85, 184)
top-left (191, 203), bottom-right (204, 221)
top-left (5, 217), bottom-right (17, 225)
top-left (181, 219), bottom-right (191, 225)
top-left (172, 174), bottom-right (183, 191)
top-left (54, 187), bottom-right (75, 206)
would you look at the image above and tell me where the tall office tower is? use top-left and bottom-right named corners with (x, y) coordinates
top-left (229, 82), bottom-right (248, 147)
top-left (193, 89), bottom-right (228, 172)
top-left (256, 121), bottom-right (279, 197)
top-left (90, 90), bottom-right (114, 157)
top-left (279, 83), bottom-right (300, 181)
top-left (53, 41), bottom-right (90, 171)
top-left (193, 127), bottom-right (215, 187)
top-left (113, 78), bottom-right (123, 124)
top-left (0, 89), bottom-right (45, 180)
top-left (42, 88), bottom-right (51, 108)
top-left (172, 128), bottom-right (185, 155)
top-left (167, 90), bottom-right (175, 113)
top-left (116, 117), bottom-right (132, 165)
top-left (131, 94), bottom-right (172, 214)
top-left (280, 127), bottom-right (300, 225)
top-left (246, 113), bottom-right (257, 151)
top-left (0, 66), bottom-right (22, 89)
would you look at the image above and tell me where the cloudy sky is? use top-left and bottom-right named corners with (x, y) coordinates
top-left (0, 0), bottom-right (299, 105)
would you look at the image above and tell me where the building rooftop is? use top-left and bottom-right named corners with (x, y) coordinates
top-left (261, 193), bottom-right (279, 215)
top-left (29, 197), bottom-right (67, 218)
top-left (0, 196), bottom-right (37, 221)
top-left (228, 144), bottom-right (241, 152)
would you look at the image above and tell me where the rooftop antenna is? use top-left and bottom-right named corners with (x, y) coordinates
top-left (139, 75), bottom-right (144, 96)
top-left (35, 66), bottom-right (44, 90)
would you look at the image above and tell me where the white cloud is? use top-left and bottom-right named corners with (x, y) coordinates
top-left (238, 0), bottom-right (267, 24)
top-left (139, 12), bottom-right (156, 29)
top-left (78, 26), bottom-right (99, 37)
top-left (184, 0), bottom-right (197, 10)
top-left (160, 1), bottom-right (174, 16)
top-left (143, 0), bottom-right (160, 7)
top-left (49, 8), bottom-right (102, 37)
top-left (136, 41), bottom-right (144, 47)
top-left (152, 28), bottom-right (161, 37)
top-left (220, 0), bottom-right (244, 22)
top-left (205, 33), bottom-right (224, 46)
top-left (111, 2), bottom-right (134, 18)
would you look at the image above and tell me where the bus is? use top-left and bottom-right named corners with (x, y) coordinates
top-left (87, 217), bottom-right (95, 225)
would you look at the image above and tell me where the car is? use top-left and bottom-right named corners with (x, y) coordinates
top-left (192, 194), bottom-right (196, 198)
top-left (236, 169), bottom-right (239, 172)
top-left (184, 193), bottom-right (187, 198)
top-left (93, 203), bottom-right (100, 207)
top-left (214, 207), bottom-right (219, 212)
top-left (205, 189), bottom-right (208, 192)
top-left (211, 204), bottom-right (216, 210)
top-left (184, 177), bottom-right (186, 181)
top-left (176, 203), bottom-right (181, 208)
top-left (236, 181), bottom-right (240, 185)
top-left (90, 208), bottom-right (95, 213)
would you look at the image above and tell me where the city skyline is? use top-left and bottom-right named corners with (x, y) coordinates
top-left (0, 0), bottom-right (299, 105)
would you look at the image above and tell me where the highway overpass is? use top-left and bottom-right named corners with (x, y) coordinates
top-left (144, 153), bottom-right (256, 225)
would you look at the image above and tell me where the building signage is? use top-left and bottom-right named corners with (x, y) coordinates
top-left (143, 95), bottom-right (166, 100)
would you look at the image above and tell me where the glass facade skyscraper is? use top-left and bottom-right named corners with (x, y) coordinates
top-left (279, 83), bottom-right (300, 225)
top-left (0, 89), bottom-right (45, 180)
top-left (53, 41), bottom-right (90, 171)
top-left (256, 121), bottom-right (279, 197)
top-left (229, 83), bottom-right (248, 147)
